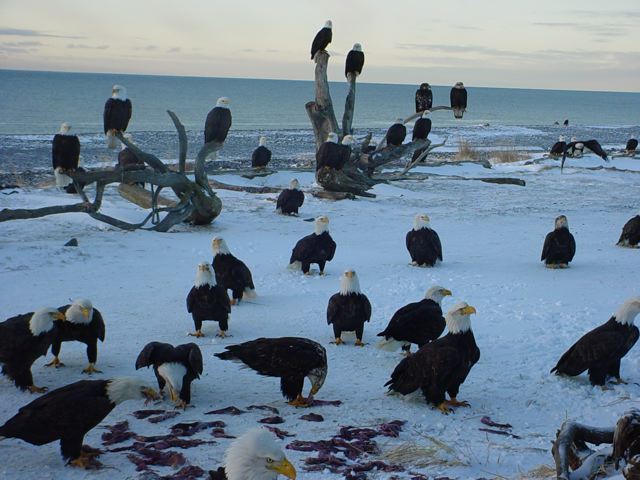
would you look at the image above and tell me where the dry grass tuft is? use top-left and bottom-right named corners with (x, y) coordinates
top-left (455, 139), bottom-right (480, 161)
top-left (490, 147), bottom-right (529, 164)
top-left (382, 438), bottom-right (467, 469)
top-left (517, 464), bottom-right (556, 479)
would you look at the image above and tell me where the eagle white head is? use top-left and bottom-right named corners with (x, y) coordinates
top-left (66, 299), bottom-right (94, 325)
top-left (341, 135), bottom-right (355, 146)
top-left (394, 118), bottom-right (404, 125)
top-left (558, 135), bottom-right (565, 142)
top-left (425, 286), bottom-right (453, 305)
top-left (59, 122), bottom-right (72, 135)
top-left (570, 136), bottom-right (577, 143)
top-left (455, 82), bottom-right (465, 89)
top-left (224, 428), bottom-right (296, 480)
top-left (289, 178), bottom-right (299, 190)
top-left (314, 215), bottom-right (330, 235)
top-left (195, 262), bottom-right (215, 287)
top-left (554, 215), bottom-right (569, 230)
top-left (106, 377), bottom-right (159, 405)
top-left (445, 302), bottom-right (476, 334)
top-left (422, 111), bottom-right (431, 119)
top-left (326, 132), bottom-right (338, 143)
top-left (339, 269), bottom-right (361, 295)
top-left (614, 297), bottom-right (640, 325)
top-left (324, 20), bottom-right (332, 29)
top-left (259, 136), bottom-right (267, 147)
top-left (216, 97), bottom-right (231, 109)
top-left (353, 43), bottom-right (362, 52)
top-left (413, 213), bottom-right (430, 231)
top-left (112, 84), bottom-right (127, 100)
top-left (29, 307), bottom-right (65, 336)
top-left (212, 236), bottom-right (231, 255)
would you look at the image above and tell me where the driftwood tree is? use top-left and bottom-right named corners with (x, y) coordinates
top-left (0, 111), bottom-right (223, 232)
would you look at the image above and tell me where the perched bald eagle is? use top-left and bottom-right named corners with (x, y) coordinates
top-left (186, 262), bottom-right (231, 337)
top-left (103, 84), bottom-right (132, 149)
top-left (251, 136), bottom-right (272, 168)
top-left (386, 119), bottom-right (406, 147)
top-left (549, 136), bottom-right (566, 157)
top-left (541, 215), bottom-right (575, 268)
top-left (617, 213), bottom-right (640, 248)
top-left (46, 299), bottom-right (105, 375)
top-left (412, 112), bottom-right (432, 141)
top-left (345, 43), bottom-right (364, 80)
top-left (377, 286), bottom-right (452, 354)
top-left (289, 215), bottom-right (336, 275)
top-left (450, 82), bottom-right (467, 119)
top-left (562, 139), bottom-right (608, 170)
top-left (215, 337), bottom-right (327, 407)
top-left (276, 179), bottom-right (304, 216)
top-left (209, 428), bottom-right (297, 480)
top-left (205, 97), bottom-right (232, 146)
top-left (311, 20), bottom-right (332, 60)
top-left (613, 409), bottom-right (640, 470)
top-left (212, 237), bottom-right (256, 305)
top-left (0, 377), bottom-right (158, 468)
top-left (626, 137), bottom-right (638, 155)
top-left (135, 342), bottom-right (203, 409)
top-left (406, 213), bottom-right (442, 267)
top-left (52, 122), bottom-right (80, 191)
top-left (316, 132), bottom-right (350, 171)
top-left (327, 270), bottom-right (372, 346)
top-left (415, 83), bottom-right (433, 113)
top-left (385, 302), bottom-right (479, 414)
top-left (0, 308), bottom-right (65, 392)
top-left (551, 298), bottom-right (640, 387)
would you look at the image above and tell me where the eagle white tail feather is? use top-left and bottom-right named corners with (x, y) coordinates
top-left (288, 261), bottom-right (302, 271)
top-left (243, 288), bottom-right (257, 299)
top-left (106, 131), bottom-right (119, 149)
top-left (376, 337), bottom-right (404, 352)
top-left (54, 169), bottom-right (72, 188)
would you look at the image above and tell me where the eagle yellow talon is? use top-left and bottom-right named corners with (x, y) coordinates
top-left (189, 330), bottom-right (205, 338)
top-left (288, 395), bottom-right (311, 408)
top-left (28, 385), bottom-right (48, 394)
top-left (216, 330), bottom-right (228, 338)
top-left (45, 357), bottom-right (65, 368)
top-left (354, 339), bottom-right (366, 347)
top-left (331, 338), bottom-right (344, 345)
top-left (230, 299), bottom-right (238, 305)
top-left (175, 399), bottom-right (188, 410)
top-left (82, 364), bottom-right (102, 375)
top-left (437, 402), bottom-right (452, 415)
top-left (446, 397), bottom-right (470, 407)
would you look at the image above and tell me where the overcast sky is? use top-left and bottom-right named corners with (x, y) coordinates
top-left (1, 0), bottom-right (639, 92)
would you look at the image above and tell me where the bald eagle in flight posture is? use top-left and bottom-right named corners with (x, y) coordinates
top-left (450, 82), bottom-right (467, 119)
top-left (327, 270), bottom-right (372, 346)
top-left (0, 308), bottom-right (65, 392)
top-left (52, 122), bottom-right (81, 191)
top-left (209, 428), bottom-right (297, 480)
top-left (46, 299), bottom-right (105, 375)
top-left (385, 302), bottom-right (479, 414)
top-left (289, 215), bottom-right (336, 275)
top-left (251, 136), bottom-right (272, 168)
top-left (103, 84), bottom-right (132, 149)
top-left (541, 215), bottom-right (575, 268)
top-left (186, 262), bottom-right (231, 337)
top-left (617, 212), bottom-right (640, 248)
top-left (135, 342), bottom-right (203, 409)
top-left (0, 377), bottom-right (158, 468)
top-left (345, 43), bottom-right (364, 80)
top-left (377, 286), bottom-right (452, 354)
top-left (406, 213), bottom-right (443, 267)
top-left (215, 337), bottom-right (327, 408)
top-left (551, 298), bottom-right (640, 387)
top-left (311, 20), bottom-right (332, 60)
top-left (415, 83), bottom-right (433, 113)
top-left (386, 119), bottom-right (406, 146)
top-left (561, 138), bottom-right (608, 170)
top-left (211, 237), bottom-right (256, 305)
top-left (276, 178), bottom-right (304, 216)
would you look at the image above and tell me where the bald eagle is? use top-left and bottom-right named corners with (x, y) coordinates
top-left (386, 119), bottom-right (406, 146)
top-left (211, 237), bottom-right (256, 305)
top-left (251, 136), bottom-right (272, 168)
top-left (205, 97), bottom-right (232, 144)
top-left (561, 139), bottom-right (608, 170)
top-left (316, 132), bottom-right (350, 171)
top-left (549, 136), bottom-right (566, 157)
top-left (46, 299), bottom-right (105, 375)
top-left (135, 342), bottom-right (203, 409)
top-left (0, 308), bottom-right (65, 392)
top-left (210, 428), bottom-right (297, 480)
top-left (186, 262), bottom-right (231, 337)
top-left (551, 298), bottom-right (640, 386)
top-left (412, 112), bottom-right (432, 141)
top-left (385, 302), bottom-right (479, 414)
top-left (52, 122), bottom-right (80, 191)
top-left (0, 377), bottom-right (158, 468)
top-left (450, 82), bottom-right (467, 119)
top-left (311, 20), bottom-right (332, 60)
top-left (415, 83), bottom-right (433, 113)
top-left (327, 270), bottom-right (372, 346)
top-left (377, 286), bottom-right (452, 354)
top-left (345, 43), bottom-right (364, 79)
top-left (541, 215), bottom-right (576, 268)
top-left (103, 84), bottom-right (132, 149)
top-left (617, 213), bottom-right (640, 248)
top-left (626, 137), bottom-right (638, 155)
top-left (289, 215), bottom-right (336, 275)
top-left (215, 337), bottom-right (327, 408)
top-left (406, 213), bottom-right (442, 267)
top-left (276, 179), bottom-right (304, 216)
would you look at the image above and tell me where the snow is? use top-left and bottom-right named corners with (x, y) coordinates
top-left (1, 154), bottom-right (639, 479)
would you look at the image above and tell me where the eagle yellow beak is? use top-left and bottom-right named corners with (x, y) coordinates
top-left (309, 383), bottom-right (320, 396)
top-left (142, 387), bottom-right (160, 404)
top-left (441, 289), bottom-right (452, 296)
top-left (81, 307), bottom-right (90, 319)
top-left (54, 312), bottom-right (66, 321)
top-left (461, 305), bottom-right (477, 315)
top-left (268, 458), bottom-right (296, 479)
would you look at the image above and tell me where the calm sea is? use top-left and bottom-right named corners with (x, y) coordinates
top-left (0, 69), bottom-right (638, 173)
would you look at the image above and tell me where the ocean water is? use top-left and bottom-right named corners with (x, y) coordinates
top-left (0, 69), bottom-right (638, 174)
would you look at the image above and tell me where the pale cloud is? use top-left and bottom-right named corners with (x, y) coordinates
top-left (67, 44), bottom-right (109, 50)
top-left (0, 27), bottom-right (84, 39)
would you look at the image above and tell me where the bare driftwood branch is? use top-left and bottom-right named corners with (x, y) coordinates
top-left (316, 167), bottom-right (377, 198)
top-left (208, 179), bottom-right (281, 194)
top-left (0, 202), bottom-right (94, 222)
top-left (306, 50), bottom-right (339, 150)
top-left (167, 110), bottom-right (188, 173)
top-left (342, 76), bottom-right (356, 137)
top-left (366, 139), bottom-right (429, 171)
top-left (552, 420), bottom-right (614, 480)
top-left (400, 138), bottom-right (448, 175)
top-left (403, 106), bottom-right (454, 124)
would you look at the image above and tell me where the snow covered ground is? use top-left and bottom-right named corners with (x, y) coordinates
top-left (0, 155), bottom-right (639, 479)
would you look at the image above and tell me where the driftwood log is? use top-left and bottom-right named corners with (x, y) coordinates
top-left (305, 50), bottom-right (339, 150)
